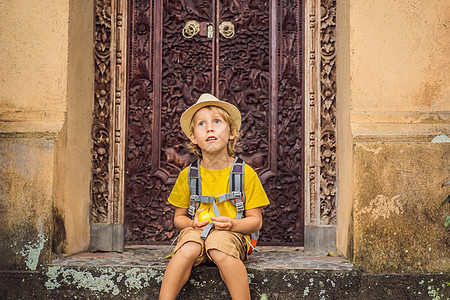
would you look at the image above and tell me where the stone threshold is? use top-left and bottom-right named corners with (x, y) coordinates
top-left (52, 245), bottom-right (356, 271)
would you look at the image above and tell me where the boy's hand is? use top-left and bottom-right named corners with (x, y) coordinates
top-left (211, 216), bottom-right (233, 231)
top-left (193, 209), bottom-right (209, 229)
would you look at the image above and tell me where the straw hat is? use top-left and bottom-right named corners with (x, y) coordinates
top-left (180, 93), bottom-right (241, 137)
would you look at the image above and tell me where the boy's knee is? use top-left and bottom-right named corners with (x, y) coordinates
top-left (176, 241), bottom-right (202, 260)
top-left (208, 249), bottom-right (235, 265)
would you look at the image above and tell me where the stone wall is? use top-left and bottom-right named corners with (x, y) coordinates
top-left (337, 0), bottom-right (450, 272)
top-left (354, 142), bottom-right (449, 272)
top-left (0, 137), bottom-right (55, 270)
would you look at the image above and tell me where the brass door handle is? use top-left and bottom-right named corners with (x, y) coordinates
top-left (183, 20), bottom-right (233, 39)
top-left (182, 20), bottom-right (200, 38)
top-left (219, 21), bottom-right (235, 38)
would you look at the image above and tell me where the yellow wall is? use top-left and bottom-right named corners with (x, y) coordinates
top-left (0, 0), bottom-right (93, 267)
top-left (336, 0), bottom-right (354, 260)
top-left (337, 0), bottom-right (450, 272)
top-left (350, 0), bottom-right (449, 112)
top-left (53, 0), bottom-right (94, 255)
top-left (0, 1), bottom-right (69, 111)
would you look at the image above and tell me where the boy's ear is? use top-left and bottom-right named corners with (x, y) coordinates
top-left (189, 132), bottom-right (198, 144)
top-left (229, 127), bottom-right (236, 140)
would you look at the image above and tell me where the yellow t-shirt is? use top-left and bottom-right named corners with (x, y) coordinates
top-left (168, 163), bottom-right (270, 218)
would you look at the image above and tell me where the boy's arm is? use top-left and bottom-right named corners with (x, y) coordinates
top-left (212, 207), bottom-right (262, 235)
top-left (173, 207), bottom-right (209, 230)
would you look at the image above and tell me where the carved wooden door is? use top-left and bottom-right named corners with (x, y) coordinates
top-left (126, 0), bottom-right (304, 245)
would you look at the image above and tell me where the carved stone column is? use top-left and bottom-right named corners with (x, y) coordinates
top-left (91, 0), bottom-right (128, 252)
top-left (304, 0), bottom-right (337, 252)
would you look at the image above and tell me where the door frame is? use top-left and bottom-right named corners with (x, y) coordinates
top-left (90, 0), bottom-right (337, 252)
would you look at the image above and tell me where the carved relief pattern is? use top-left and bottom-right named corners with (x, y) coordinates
top-left (275, 0), bottom-right (304, 241)
top-left (319, 0), bottom-right (336, 225)
top-left (268, 0), bottom-right (304, 244)
top-left (125, 0), bottom-right (156, 242)
top-left (219, 0), bottom-right (270, 170)
top-left (160, 0), bottom-right (212, 174)
top-left (306, 0), bottom-right (317, 226)
top-left (92, 0), bottom-right (112, 223)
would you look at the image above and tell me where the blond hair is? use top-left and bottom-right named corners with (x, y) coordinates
top-left (187, 106), bottom-right (240, 159)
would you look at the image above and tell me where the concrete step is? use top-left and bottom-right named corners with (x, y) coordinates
top-left (1, 246), bottom-right (449, 299)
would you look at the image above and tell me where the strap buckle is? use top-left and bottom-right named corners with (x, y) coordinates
top-left (188, 205), bottom-right (196, 217)
top-left (188, 196), bottom-right (200, 217)
top-left (231, 191), bottom-right (242, 199)
top-left (235, 198), bottom-right (244, 212)
top-left (190, 195), bottom-right (200, 202)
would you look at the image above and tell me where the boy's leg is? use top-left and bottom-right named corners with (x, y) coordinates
top-left (159, 241), bottom-right (202, 300)
top-left (205, 230), bottom-right (250, 300)
top-left (208, 249), bottom-right (251, 300)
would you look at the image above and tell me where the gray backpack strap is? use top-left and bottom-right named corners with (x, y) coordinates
top-left (188, 160), bottom-right (201, 218)
top-left (188, 159), bottom-right (218, 239)
top-left (201, 192), bottom-right (221, 240)
top-left (230, 157), bottom-right (245, 219)
top-left (217, 192), bottom-right (242, 203)
top-left (200, 222), bottom-right (214, 240)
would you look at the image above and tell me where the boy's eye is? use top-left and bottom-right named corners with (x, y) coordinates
top-left (214, 119), bottom-right (221, 124)
top-left (198, 121), bottom-right (205, 127)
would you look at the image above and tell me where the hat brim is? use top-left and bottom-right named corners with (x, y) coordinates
top-left (180, 99), bottom-right (241, 137)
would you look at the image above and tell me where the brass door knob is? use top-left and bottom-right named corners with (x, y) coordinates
top-left (219, 21), bottom-right (235, 38)
top-left (182, 20), bottom-right (200, 38)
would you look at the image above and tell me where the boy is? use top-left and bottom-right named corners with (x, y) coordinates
top-left (159, 93), bottom-right (270, 300)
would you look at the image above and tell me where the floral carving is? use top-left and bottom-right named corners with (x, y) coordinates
top-left (92, 0), bottom-right (112, 223)
top-left (319, 0), bottom-right (336, 225)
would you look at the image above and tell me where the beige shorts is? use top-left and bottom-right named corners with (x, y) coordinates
top-left (173, 227), bottom-right (248, 266)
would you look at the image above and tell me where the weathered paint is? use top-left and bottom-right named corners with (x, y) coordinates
top-left (358, 194), bottom-right (403, 221)
top-left (431, 135), bottom-right (450, 143)
top-left (44, 266), bottom-right (165, 296)
top-left (46, 266), bottom-right (121, 295)
top-left (0, 138), bottom-right (54, 270)
top-left (259, 294), bottom-right (269, 300)
top-left (354, 142), bottom-right (450, 272)
top-left (19, 232), bottom-right (46, 270)
top-left (0, 0), bottom-right (447, 278)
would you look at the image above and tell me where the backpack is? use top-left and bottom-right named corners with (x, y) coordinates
top-left (187, 157), bottom-right (259, 254)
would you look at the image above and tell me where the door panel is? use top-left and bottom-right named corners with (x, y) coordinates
top-left (161, 0), bottom-right (212, 175)
top-left (126, 0), bottom-right (304, 245)
top-left (219, 1), bottom-right (270, 169)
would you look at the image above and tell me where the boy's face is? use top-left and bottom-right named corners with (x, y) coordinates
top-left (189, 107), bottom-right (235, 157)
